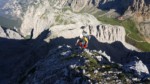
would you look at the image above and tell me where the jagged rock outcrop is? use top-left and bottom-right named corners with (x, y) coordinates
top-left (19, 45), bottom-right (150, 84)
top-left (126, 0), bottom-right (150, 22)
top-left (0, 26), bottom-right (22, 39)
top-left (49, 24), bottom-right (126, 44)
top-left (124, 0), bottom-right (150, 38)
top-left (123, 56), bottom-right (149, 78)
top-left (0, 26), bottom-right (7, 38)
top-left (139, 22), bottom-right (150, 38)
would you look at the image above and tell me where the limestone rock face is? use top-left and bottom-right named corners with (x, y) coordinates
top-left (139, 22), bottom-right (150, 38)
top-left (126, 0), bottom-right (150, 22)
top-left (50, 24), bottom-right (125, 44)
top-left (124, 0), bottom-right (150, 38)
top-left (20, 0), bottom-right (54, 38)
top-left (0, 26), bottom-right (7, 38)
top-left (0, 26), bottom-right (22, 39)
top-left (6, 29), bottom-right (23, 39)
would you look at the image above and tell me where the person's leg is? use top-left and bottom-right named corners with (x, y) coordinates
top-left (76, 42), bottom-right (83, 54)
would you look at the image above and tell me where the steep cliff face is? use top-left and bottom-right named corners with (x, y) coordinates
top-left (1, 0), bottom-right (150, 20)
top-left (19, 0), bottom-right (123, 40)
top-left (0, 0), bottom-right (139, 49)
top-left (1, 0), bottom-right (150, 43)
top-left (125, 0), bottom-right (150, 22)
top-left (49, 24), bottom-right (126, 44)
top-left (126, 0), bottom-right (150, 38)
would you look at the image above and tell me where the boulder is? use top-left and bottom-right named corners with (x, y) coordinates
top-left (123, 56), bottom-right (149, 78)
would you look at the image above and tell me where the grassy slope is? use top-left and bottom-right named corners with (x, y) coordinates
top-left (97, 16), bottom-right (150, 52)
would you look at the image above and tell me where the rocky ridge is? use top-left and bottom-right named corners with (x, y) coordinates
top-left (0, 26), bottom-right (150, 83)
top-left (0, 0), bottom-right (150, 84)
top-left (19, 45), bottom-right (150, 84)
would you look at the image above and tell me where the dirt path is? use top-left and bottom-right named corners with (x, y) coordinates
top-left (125, 28), bottom-right (146, 43)
top-left (98, 9), bottom-right (115, 17)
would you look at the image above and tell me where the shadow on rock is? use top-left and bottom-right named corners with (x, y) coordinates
top-left (49, 35), bottom-right (150, 66)
top-left (0, 29), bottom-right (50, 84)
top-left (97, 0), bottom-right (132, 15)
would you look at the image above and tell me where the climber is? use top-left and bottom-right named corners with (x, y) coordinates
top-left (75, 34), bottom-right (89, 49)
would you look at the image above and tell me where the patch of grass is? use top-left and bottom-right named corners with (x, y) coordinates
top-left (97, 16), bottom-right (121, 25)
top-left (40, 12), bottom-right (48, 19)
top-left (55, 15), bottom-right (75, 25)
top-left (97, 16), bottom-right (150, 51)
top-left (81, 52), bottom-right (98, 66)
top-left (92, 52), bottom-right (100, 56)
top-left (24, 35), bottom-right (31, 39)
top-left (97, 16), bottom-right (143, 41)
top-left (81, 51), bottom-right (100, 73)
top-left (55, 15), bottom-right (62, 22)
top-left (63, 21), bottom-right (68, 25)
top-left (94, 11), bottom-right (106, 17)
top-left (126, 37), bottom-right (150, 51)
top-left (102, 65), bottom-right (112, 71)
top-left (122, 19), bottom-right (143, 41)
top-left (117, 73), bottom-right (127, 83)
top-left (77, 66), bottom-right (87, 70)
top-left (62, 7), bottom-right (72, 12)
top-left (70, 21), bottom-right (76, 24)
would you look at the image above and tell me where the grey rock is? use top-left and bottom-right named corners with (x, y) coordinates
top-left (82, 69), bottom-right (86, 74)
top-left (86, 74), bottom-right (91, 77)
top-left (139, 22), bottom-right (150, 38)
top-left (123, 57), bottom-right (149, 78)
top-left (70, 64), bottom-right (77, 69)
top-left (108, 71), bottom-right (113, 74)
top-left (85, 59), bottom-right (90, 63)
top-left (0, 26), bottom-right (7, 38)
top-left (60, 50), bottom-right (72, 57)
top-left (6, 29), bottom-right (23, 39)
top-left (94, 70), bottom-right (98, 74)
top-left (96, 55), bottom-right (110, 64)
top-left (0, 26), bottom-right (22, 39)
top-left (98, 51), bottom-right (111, 63)
top-left (132, 78), bottom-right (139, 81)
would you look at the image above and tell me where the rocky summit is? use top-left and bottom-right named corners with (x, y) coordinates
top-left (16, 45), bottom-right (150, 84)
top-left (0, 0), bottom-right (150, 84)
